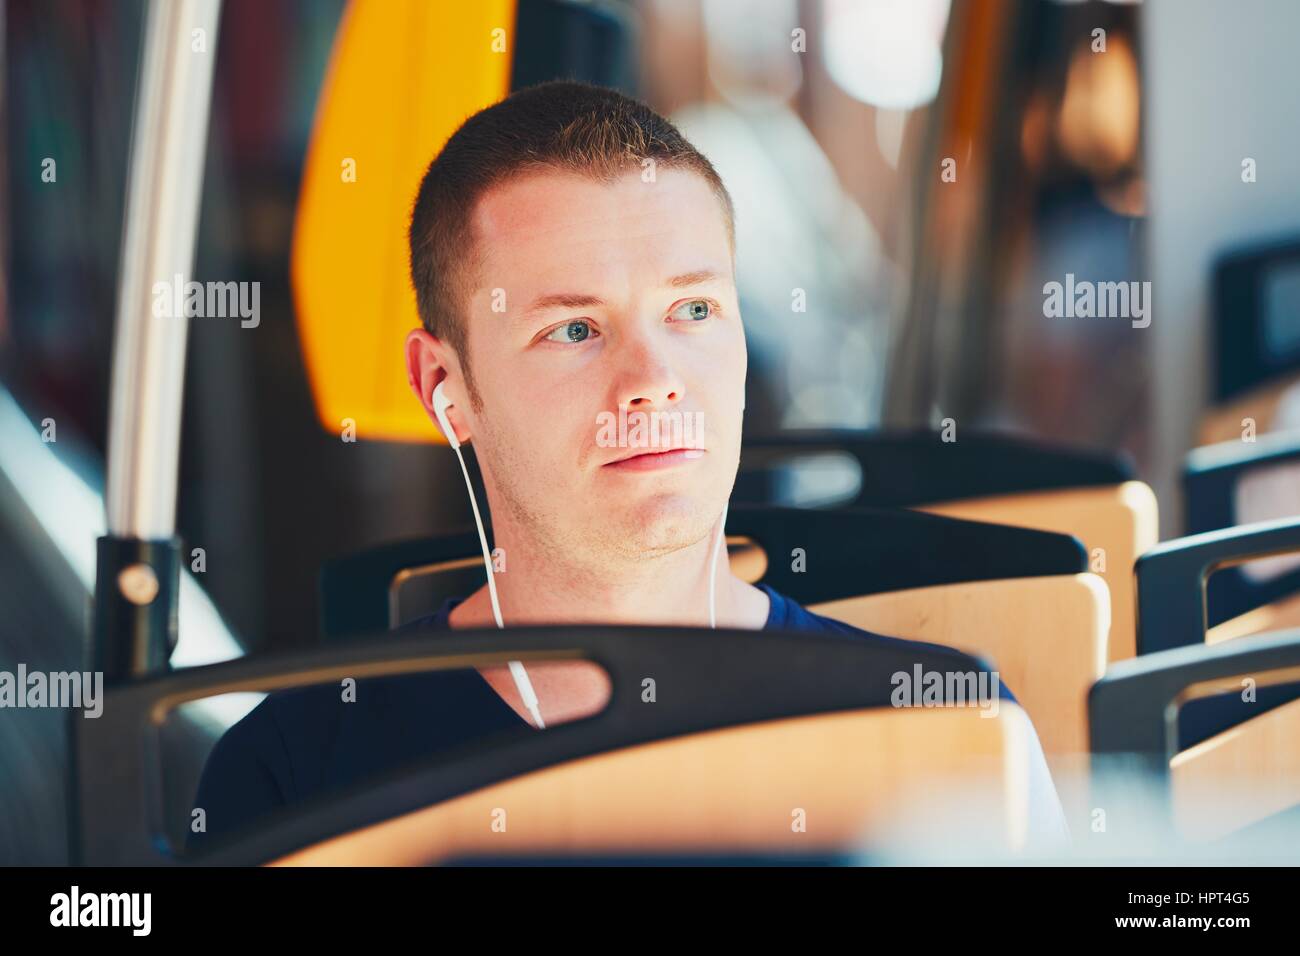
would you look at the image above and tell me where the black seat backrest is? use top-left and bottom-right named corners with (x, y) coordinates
top-left (1211, 238), bottom-right (1300, 406)
top-left (1135, 517), bottom-right (1300, 749)
top-left (735, 429), bottom-right (1133, 509)
top-left (1184, 432), bottom-right (1300, 627)
top-left (319, 503), bottom-right (1086, 638)
top-left (71, 623), bottom-right (1001, 865)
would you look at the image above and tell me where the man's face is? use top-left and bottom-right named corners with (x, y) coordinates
top-left (456, 166), bottom-right (745, 565)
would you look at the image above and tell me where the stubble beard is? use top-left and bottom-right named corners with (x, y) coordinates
top-left (475, 413), bottom-right (717, 575)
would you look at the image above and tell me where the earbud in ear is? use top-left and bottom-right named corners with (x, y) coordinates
top-left (431, 381), bottom-right (460, 449)
top-left (430, 379), bottom-right (538, 721)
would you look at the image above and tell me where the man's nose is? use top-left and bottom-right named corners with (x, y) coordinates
top-left (614, 334), bottom-right (685, 409)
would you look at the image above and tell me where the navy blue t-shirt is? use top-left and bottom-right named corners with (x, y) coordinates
top-left (188, 584), bottom-right (1018, 850)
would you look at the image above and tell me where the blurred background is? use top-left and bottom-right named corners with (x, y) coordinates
top-left (3, 0), bottom-right (1300, 862)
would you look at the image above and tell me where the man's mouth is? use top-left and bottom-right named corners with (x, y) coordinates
top-left (602, 447), bottom-right (707, 472)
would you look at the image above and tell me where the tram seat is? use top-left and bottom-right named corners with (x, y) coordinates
top-left (737, 431), bottom-right (1156, 664)
top-left (73, 624), bottom-right (1034, 864)
top-left (1197, 238), bottom-right (1300, 446)
top-left (268, 705), bottom-right (1036, 865)
top-left (1133, 517), bottom-right (1300, 752)
top-left (1184, 432), bottom-right (1300, 642)
top-left (1090, 628), bottom-right (1300, 846)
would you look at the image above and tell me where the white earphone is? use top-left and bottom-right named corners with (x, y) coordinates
top-left (433, 381), bottom-right (545, 728)
top-left (431, 380), bottom-right (734, 727)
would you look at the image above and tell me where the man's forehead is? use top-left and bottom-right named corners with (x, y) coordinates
top-left (469, 167), bottom-right (732, 285)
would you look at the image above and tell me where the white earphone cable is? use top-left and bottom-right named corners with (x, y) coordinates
top-left (452, 443), bottom-right (546, 729)
top-left (708, 500), bottom-right (729, 629)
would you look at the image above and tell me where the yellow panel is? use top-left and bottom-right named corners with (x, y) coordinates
top-left (292, 0), bottom-right (516, 442)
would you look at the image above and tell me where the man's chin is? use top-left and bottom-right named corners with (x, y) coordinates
top-left (608, 496), bottom-right (717, 557)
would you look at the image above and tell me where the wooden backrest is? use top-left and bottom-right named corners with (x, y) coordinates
top-left (811, 574), bottom-right (1107, 827)
top-left (1198, 376), bottom-right (1300, 445)
top-left (811, 574), bottom-right (1108, 757)
top-left (1172, 694), bottom-right (1300, 842)
top-left (268, 704), bottom-right (1033, 865)
top-left (1206, 591), bottom-right (1300, 645)
top-left (917, 482), bottom-right (1158, 663)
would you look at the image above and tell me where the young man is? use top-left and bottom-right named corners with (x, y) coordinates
top-left (192, 81), bottom-right (1068, 853)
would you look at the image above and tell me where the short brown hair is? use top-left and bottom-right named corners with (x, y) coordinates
top-left (408, 80), bottom-right (735, 408)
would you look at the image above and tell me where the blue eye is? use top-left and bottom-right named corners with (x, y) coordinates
top-left (671, 299), bottom-right (715, 322)
top-left (544, 320), bottom-right (598, 343)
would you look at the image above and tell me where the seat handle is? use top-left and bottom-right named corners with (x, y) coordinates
top-left (1135, 518), bottom-right (1300, 654)
top-left (1090, 627), bottom-right (1300, 759)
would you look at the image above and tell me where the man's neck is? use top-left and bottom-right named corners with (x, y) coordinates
top-left (447, 513), bottom-right (771, 631)
top-left (448, 511), bottom-right (772, 728)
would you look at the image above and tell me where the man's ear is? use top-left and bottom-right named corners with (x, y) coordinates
top-left (405, 329), bottom-right (470, 445)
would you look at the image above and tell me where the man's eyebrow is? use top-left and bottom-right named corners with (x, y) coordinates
top-left (665, 269), bottom-right (724, 288)
top-left (517, 270), bottom-right (726, 321)
top-left (520, 292), bottom-right (606, 318)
